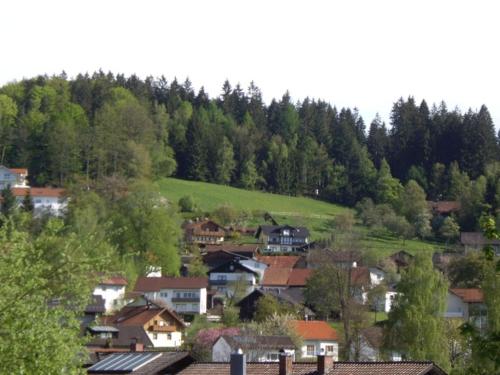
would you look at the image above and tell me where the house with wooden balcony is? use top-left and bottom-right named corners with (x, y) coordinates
top-left (133, 276), bottom-right (208, 319)
top-left (256, 225), bottom-right (310, 253)
top-left (90, 298), bottom-right (186, 349)
top-left (184, 219), bottom-right (225, 245)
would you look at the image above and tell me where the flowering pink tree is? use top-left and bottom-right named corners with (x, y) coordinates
top-left (191, 327), bottom-right (240, 360)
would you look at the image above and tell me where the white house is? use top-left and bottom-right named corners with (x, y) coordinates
top-left (12, 187), bottom-right (67, 216)
top-left (290, 320), bottom-right (339, 360)
top-left (0, 166), bottom-right (29, 189)
top-left (208, 260), bottom-right (258, 298)
top-left (445, 288), bottom-right (485, 327)
top-left (133, 276), bottom-right (208, 316)
top-left (92, 276), bottom-right (128, 313)
top-left (212, 335), bottom-right (295, 362)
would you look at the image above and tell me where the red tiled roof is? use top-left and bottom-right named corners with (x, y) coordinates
top-left (107, 303), bottom-right (185, 328)
top-left (450, 288), bottom-right (484, 303)
top-left (134, 276), bottom-right (208, 292)
top-left (101, 277), bottom-right (128, 286)
top-left (351, 267), bottom-right (370, 286)
top-left (8, 168), bottom-right (28, 175)
top-left (428, 200), bottom-right (461, 214)
top-left (11, 187), bottom-right (66, 197)
top-left (290, 320), bottom-right (338, 341)
top-left (287, 269), bottom-right (313, 287)
top-left (177, 361), bottom-right (445, 375)
top-left (262, 268), bottom-right (291, 286)
top-left (257, 255), bottom-right (301, 268)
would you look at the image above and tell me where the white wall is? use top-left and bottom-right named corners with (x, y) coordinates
top-left (92, 284), bottom-right (126, 312)
top-left (144, 287), bottom-right (207, 314)
top-left (300, 340), bottom-right (338, 360)
top-left (212, 338), bottom-right (295, 362)
top-left (146, 331), bottom-right (182, 348)
top-left (0, 167), bottom-right (28, 189)
top-left (445, 293), bottom-right (467, 319)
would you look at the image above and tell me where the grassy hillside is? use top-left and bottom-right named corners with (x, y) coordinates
top-left (158, 178), bottom-right (442, 257)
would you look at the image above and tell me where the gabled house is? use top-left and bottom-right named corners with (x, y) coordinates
top-left (256, 225), bottom-right (310, 253)
top-left (428, 200), bottom-right (461, 216)
top-left (82, 295), bottom-right (106, 328)
top-left (93, 276), bottom-right (128, 313)
top-left (0, 165), bottom-right (29, 189)
top-left (208, 260), bottom-right (259, 297)
top-left (203, 250), bottom-right (268, 280)
top-left (212, 335), bottom-right (295, 362)
top-left (445, 288), bottom-right (486, 328)
top-left (11, 187), bottom-right (67, 216)
top-left (184, 219), bottom-right (225, 245)
top-left (290, 320), bottom-right (339, 360)
top-left (202, 243), bottom-right (259, 258)
top-left (133, 276), bottom-right (208, 316)
top-left (355, 326), bottom-right (384, 361)
top-left (97, 298), bottom-right (186, 348)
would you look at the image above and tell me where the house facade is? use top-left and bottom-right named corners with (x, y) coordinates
top-left (0, 166), bottom-right (28, 189)
top-left (212, 335), bottom-right (295, 362)
top-left (460, 232), bottom-right (500, 255)
top-left (133, 276), bottom-right (208, 316)
top-left (184, 220), bottom-right (225, 245)
top-left (256, 225), bottom-right (309, 253)
top-left (208, 260), bottom-right (258, 297)
top-left (12, 187), bottom-right (67, 216)
top-left (290, 320), bottom-right (338, 360)
top-left (92, 276), bottom-right (128, 313)
top-left (445, 288), bottom-right (486, 328)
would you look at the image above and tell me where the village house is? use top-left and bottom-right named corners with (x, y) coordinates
top-left (177, 350), bottom-right (448, 375)
top-left (256, 225), bottom-right (310, 253)
top-left (96, 298), bottom-right (186, 349)
top-left (0, 165), bottom-right (29, 189)
top-left (212, 335), bottom-right (295, 362)
top-left (208, 259), bottom-right (258, 298)
top-left (445, 288), bottom-right (486, 329)
top-left (133, 276), bottom-right (208, 317)
top-left (460, 232), bottom-right (500, 255)
top-left (290, 320), bottom-right (339, 360)
top-left (184, 219), bottom-right (226, 245)
top-left (203, 250), bottom-right (268, 280)
top-left (12, 187), bottom-right (67, 216)
top-left (427, 200), bottom-right (461, 216)
top-left (92, 276), bottom-right (128, 313)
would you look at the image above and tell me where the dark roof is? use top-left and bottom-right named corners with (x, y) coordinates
top-left (87, 325), bottom-right (153, 348)
top-left (177, 361), bottom-right (447, 375)
top-left (208, 260), bottom-right (258, 275)
top-left (88, 351), bottom-right (192, 375)
top-left (460, 232), bottom-right (500, 246)
top-left (203, 250), bottom-right (254, 269)
top-left (218, 335), bottom-right (295, 350)
top-left (256, 225), bottom-right (310, 238)
top-left (202, 244), bottom-right (258, 256)
top-left (134, 276), bottom-right (208, 292)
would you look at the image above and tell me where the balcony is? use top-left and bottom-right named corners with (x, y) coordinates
top-left (171, 297), bottom-right (200, 303)
top-left (210, 279), bottom-right (254, 286)
top-left (148, 324), bottom-right (177, 332)
top-left (210, 279), bottom-right (228, 286)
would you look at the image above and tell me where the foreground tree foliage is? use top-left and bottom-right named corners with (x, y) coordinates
top-left (386, 253), bottom-right (450, 371)
top-left (0, 217), bottom-right (111, 373)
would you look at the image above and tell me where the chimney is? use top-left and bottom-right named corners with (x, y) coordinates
top-left (279, 349), bottom-right (293, 375)
top-left (317, 349), bottom-right (334, 374)
top-left (230, 348), bottom-right (246, 375)
top-left (130, 338), bottom-right (144, 352)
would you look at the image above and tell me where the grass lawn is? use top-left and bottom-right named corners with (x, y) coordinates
top-left (158, 177), bottom-right (443, 255)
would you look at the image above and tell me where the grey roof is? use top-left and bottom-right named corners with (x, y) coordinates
top-left (219, 335), bottom-right (295, 350)
top-left (257, 225), bottom-right (310, 238)
top-left (87, 325), bottom-right (153, 348)
top-left (88, 326), bottom-right (119, 333)
top-left (88, 351), bottom-right (191, 375)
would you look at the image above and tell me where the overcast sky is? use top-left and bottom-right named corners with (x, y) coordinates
top-left (2, 0), bottom-right (499, 129)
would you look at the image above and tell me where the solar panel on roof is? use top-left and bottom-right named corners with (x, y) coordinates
top-left (88, 352), bottom-right (162, 372)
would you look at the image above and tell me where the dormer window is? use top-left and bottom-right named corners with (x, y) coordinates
top-left (283, 229), bottom-right (290, 236)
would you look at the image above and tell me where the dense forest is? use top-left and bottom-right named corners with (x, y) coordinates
top-left (1, 72), bottom-right (499, 229)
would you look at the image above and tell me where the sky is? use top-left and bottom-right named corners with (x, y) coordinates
top-left (1, 0), bottom-right (500, 129)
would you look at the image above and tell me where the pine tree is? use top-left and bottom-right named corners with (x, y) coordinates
top-left (22, 191), bottom-right (34, 213)
top-left (0, 187), bottom-right (16, 217)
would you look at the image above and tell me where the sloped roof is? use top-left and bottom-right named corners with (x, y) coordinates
top-left (262, 268), bottom-right (292, 286)
top-left (203, 244), bottom-right (258, 254)
top-left (11, 187), bottom-right (66, 197)
top-left (257, 255), bottom-right (301, 268)
top-left (257, 225), bottom-right (310, 238)
top-left (287, 269), bottom-right (313, 287)
top-left (101, 276), bottom-right (128, 286)
top-left (450, 288), bottom-right (484, 303)
top-left (428, 201), bottom-right (461, 214)
top-left (290, 320), bottom-right (338, 341)
top-left (134, 276), bottom-right (208, 292)
top-left (208, 260), bottom-right (257, 275)
top-left (105, 301), bottom-right (185, 328)
top-left (8, 168), bottom-right (28, 175)
top-left (351, 267), bottom-right (370, 286)
top-left (176, 361), bottom-right (446, 375)
top-left (219, 335), bottom-right (295, 350)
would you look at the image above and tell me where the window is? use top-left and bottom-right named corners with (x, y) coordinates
top-left (306, 345), bottom-right (315, 356)
top-left (267, 353), bottom-right (279, 361)
top-left (325, 345), bottom-right (334, 354)
top-left (217, 275), bottom-right (227, 281)
top-left (167, 333), bottom-right (172, 340)
top-left (160, 292), bottom-right (168, 298)
top-left (153, 333), bottom-right (158, 340)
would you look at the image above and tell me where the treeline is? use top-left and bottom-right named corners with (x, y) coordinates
top-left (1, 72), bottom-right (499, 218)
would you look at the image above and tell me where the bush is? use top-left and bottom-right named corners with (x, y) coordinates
top-left (178, 195), bottom-right (196, 212)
